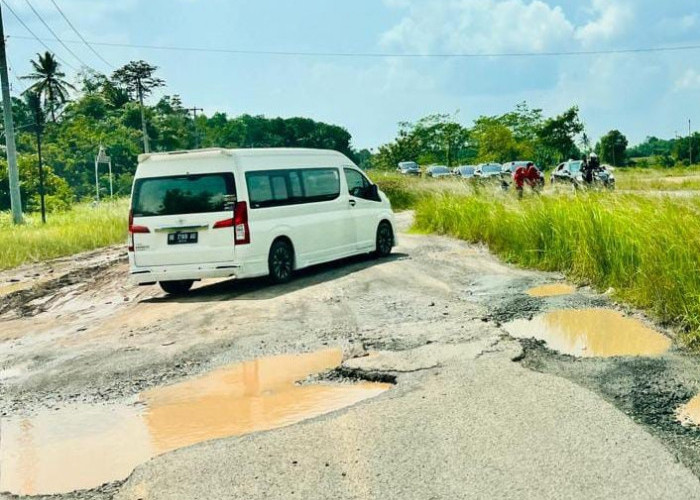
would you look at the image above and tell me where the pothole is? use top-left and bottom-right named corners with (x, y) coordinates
top-left (503, 309), bottom-right (671, 357)
top-left (526, 284), bottom-right (576, 298)
top-left (0, 349), bottom-right (391, 496)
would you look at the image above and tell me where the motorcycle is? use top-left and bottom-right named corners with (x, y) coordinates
top-left (578, 167), bottom-right (616, 191)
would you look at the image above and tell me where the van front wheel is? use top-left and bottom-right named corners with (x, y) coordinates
top-left (159, 280), bottom-right (194, 295)
top-left (269, 239), bottom-right (294, 284)
top-left (374, 222), bottom-right (394, 258)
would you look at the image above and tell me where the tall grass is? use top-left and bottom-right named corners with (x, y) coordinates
top-left (0, 200), bottom-right (129, 270)
top-left (371, 171), bottom-right (476, 211)
top-left (616, 167), bottom-right (700, 191)
top-left (415, 192), bottom-right (700, 347)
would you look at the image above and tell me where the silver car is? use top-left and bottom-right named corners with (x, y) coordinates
top-left (454, 165), bottom-right (477, 179)
top-left (397, 161), bottom-right (421, 176)
top-left (475, 163), bottom-right (503, 180)
top-left (425, 165), bottom-right (452, 178)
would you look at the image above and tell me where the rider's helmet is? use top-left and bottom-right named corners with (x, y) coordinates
top-left (590, 153), bottom-right (598, 159)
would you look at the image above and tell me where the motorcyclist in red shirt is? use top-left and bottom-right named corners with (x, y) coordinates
top-left (513, 162), bottom-right (541, 198)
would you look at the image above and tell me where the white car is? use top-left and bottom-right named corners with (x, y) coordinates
top-left (128, 148), bottom-right (396, 294)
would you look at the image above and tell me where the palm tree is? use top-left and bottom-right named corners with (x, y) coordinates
top-left (21, 52), bottom-right (75, 122)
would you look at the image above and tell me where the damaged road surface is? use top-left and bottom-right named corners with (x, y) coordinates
top-left (2, 213), bottom-right (700, 499)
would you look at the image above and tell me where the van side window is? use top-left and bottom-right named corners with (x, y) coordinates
top-left (301, 169), bottom-right (340, 202)
top-left (270, 175), bottom-right (289, 201)
top-left (288, 171), bottom-right (303, 198)
top-left (344, 168), bottom-right (380, 202)
top-left (246, 168), bottom-right (340, 209)
top-left (247, 173), bottom-right (274, 206)
top-left (344, 169), bottom-right (371, 198)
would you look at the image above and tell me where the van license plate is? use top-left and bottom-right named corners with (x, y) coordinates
top-left (168, 232), bottom-right (198, 245)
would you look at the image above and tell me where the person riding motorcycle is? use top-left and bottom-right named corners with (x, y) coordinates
top-left (581, 154), bottom-right (600, 186)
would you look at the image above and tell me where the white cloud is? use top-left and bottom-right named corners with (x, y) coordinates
top-left (675, 69), bottom-right (700, 91)
top-left (574, 0), bottom-right (634, 46)
top-left (657, 13), bottom-right (698, 35)
top-left (381, 0), bottom-right (575, 54)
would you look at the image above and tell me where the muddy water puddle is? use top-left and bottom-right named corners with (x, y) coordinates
top-left (0, 349), bottom-right (391, 495)
top-left (0, 280), bottom-right (35, 297)
top-left (505, 309), bottom-right (671, 357)
top-left (677, 395), bottom-right (700, 427)
top-left (526, 284), bottom-right (576, 298)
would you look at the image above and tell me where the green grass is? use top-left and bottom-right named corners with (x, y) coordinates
top-left (371, 171), bottom-right (476, 211)
top-left (414, 191), bottom-right (700, 347)
top-left (616, 167), bottom-right (700, 191)
top-left (0, 199), bottom-right (129, 271)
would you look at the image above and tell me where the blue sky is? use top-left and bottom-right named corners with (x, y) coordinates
top-left (3, 0), bottom-right (700, 150)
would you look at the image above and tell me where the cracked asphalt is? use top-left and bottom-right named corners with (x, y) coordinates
top-left (2, 212), bottom-right (700, 499)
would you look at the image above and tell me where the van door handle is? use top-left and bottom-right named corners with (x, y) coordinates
top-left (349, 200), bottom-right (356, 207)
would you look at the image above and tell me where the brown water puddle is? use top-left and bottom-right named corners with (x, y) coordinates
top-left (504, 309), bottom-right (671, 357)
top-left (677, 395), bottom-right (700, 427)
top-left (526, 284), bottom-right (576, 298)
top-left (0, 281), bottom-right (34, 297)
top-left (0, 349), bottom-right (391, 496)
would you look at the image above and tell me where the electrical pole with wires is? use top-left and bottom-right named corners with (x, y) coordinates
top-left (689, 119), bottom-right (693, 165)
top-left (0, 4), bottom-right (23, 224)
top-left (187, 106), bottom-right (203, 148)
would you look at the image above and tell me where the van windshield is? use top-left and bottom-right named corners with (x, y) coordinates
top-left (132, 173), bottom-right (236, 217)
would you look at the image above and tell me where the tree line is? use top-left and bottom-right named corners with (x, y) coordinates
top-left (371, 104), bottom-right (630, 171)
top-left (0, 54), bottom-right (361, 213)
top-left (370, 105), bottom-right (700, 172)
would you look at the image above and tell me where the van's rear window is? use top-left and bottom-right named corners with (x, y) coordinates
top-left (132, 173), bottom-right (236, 217)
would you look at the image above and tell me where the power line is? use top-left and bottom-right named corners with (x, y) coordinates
top-left (6, 33), bottom-right (700, 59)
top-left (23, 0), bottom-right (92, 69)
top-left (48, 0), bottom-right (112, 69)
top-left (0, 0), bottom-right (76, 70)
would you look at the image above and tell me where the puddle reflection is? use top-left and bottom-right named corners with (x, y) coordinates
top-left (0, 349), bottom-right (391, 495)
top-left (504, 309), bottom-right (671, 357)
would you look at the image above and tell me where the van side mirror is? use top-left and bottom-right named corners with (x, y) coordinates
top-left (366, 184), bottom-right (381, 202)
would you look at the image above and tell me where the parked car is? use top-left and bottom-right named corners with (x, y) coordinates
top-left (129, 148), bottom-right (396, 294)
top-left (425, 165), bottom-right (452, 178)
top-left (397, 161), bottom-right (421, 176)
top-left (475, 163), bottom-right (504, 180)
top-left (453, 165), bottom-right (477, 179)
top-left (502, 161), bottom-right (545, 188)
top-left (551, 160), bottom-right (616, 190)
top-left (550, 160), bottom-right (584, 185)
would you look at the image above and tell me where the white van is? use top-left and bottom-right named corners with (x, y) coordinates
top-left (128, 148), bottom-right (396, 294)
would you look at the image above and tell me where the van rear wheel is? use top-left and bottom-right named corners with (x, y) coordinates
top-left (374, 222), bottom-right (394, 258)
top-left (269, 240), bottom-right (294, 284)
top-left (159, 280), bottom-right (194, 295)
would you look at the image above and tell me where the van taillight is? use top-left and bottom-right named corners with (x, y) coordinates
top-left (234, 201), bottom-right (250, 245)
top-left (128, 209), bottom-right (150, 252)
top-left (214, 202), bottom-right (250, 244)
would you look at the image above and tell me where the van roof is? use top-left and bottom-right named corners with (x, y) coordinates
top-left (138, 148), bottom-right (349, 164)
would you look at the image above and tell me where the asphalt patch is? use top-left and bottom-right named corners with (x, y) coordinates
top-left (515, 338), bottom-right (700, 479)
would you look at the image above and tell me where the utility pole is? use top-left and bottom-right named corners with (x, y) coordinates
top-left (138, 78), bottom-right (150, 154)
top-left (0, 5), bottom-right (23, 224)
top-left (689, 119), bottom-right (693, 165)
top-left (28, 93), bottom-right (46, 224)
top-left (187, 106), bottom-right (203, 149)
